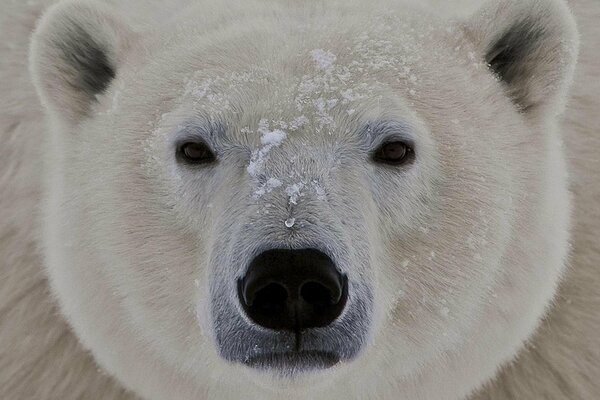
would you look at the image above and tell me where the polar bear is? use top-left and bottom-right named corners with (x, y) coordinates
top-left (0, 0), bottom-right (598, 399)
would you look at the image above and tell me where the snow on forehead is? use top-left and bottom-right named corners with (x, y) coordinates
top-left (179, 16), bottom-right (434, 123)
top-left (310, 49), bottom-right (336, 70)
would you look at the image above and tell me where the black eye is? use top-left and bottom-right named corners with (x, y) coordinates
top-left (373, 141), bottom-right (413, 165)
top-left (178, 141), bottom-right (216, 164)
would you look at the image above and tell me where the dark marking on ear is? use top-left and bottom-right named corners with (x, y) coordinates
top-left (55, 22), bottom-right (116, 97)
top-left (485, 18), bottom-right (546, 109)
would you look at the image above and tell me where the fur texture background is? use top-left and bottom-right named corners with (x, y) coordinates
top-left (0, 0), bottom-right (598, 399)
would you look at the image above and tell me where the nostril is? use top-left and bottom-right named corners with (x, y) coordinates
top-left (301, 281), bottom-right (338, 307)
top-left (252, 282), bottom-right (288, 312)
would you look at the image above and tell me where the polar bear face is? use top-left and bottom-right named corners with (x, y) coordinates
top-left (30, 0), bottom-right (578, 398)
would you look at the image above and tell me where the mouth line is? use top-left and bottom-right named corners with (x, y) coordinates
top-left (244, 350), bottom-right (340, 371)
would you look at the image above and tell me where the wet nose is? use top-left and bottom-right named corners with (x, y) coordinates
top-left (238, 248), bottom-right (348, 332)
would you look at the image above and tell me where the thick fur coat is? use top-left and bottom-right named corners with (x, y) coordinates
top-left (0, 0), bottom-right (598, 399)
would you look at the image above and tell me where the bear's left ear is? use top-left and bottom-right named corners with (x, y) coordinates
top-left (29, 0), bottom-right (134, 124)
top-left (464, 0), bottom-right (579, 116)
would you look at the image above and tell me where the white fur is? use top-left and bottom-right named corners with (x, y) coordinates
top-left (1, 0), bottom-right (598, 399)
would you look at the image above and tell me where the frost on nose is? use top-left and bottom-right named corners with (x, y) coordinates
top-left (247, 118), bottom-right (287, 181)
top-left (284, 217), bottom-right (296, 228)
top-left (246, 118), bottom-right (329, 229)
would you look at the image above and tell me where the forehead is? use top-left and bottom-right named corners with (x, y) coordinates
top-left (136, 9), bottom-right (462, 143)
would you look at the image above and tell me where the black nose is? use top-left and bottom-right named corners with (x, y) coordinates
top-left (238, 248), bottom-right (348, 332)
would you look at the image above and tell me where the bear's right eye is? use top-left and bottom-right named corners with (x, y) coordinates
top-left (178, 141), bottom-right (216, 165)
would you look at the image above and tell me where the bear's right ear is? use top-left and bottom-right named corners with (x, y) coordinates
top-left (29, 1), bottom-right (133, 123)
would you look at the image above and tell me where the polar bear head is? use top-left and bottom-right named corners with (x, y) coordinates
top-left (29, 0), bottom-right (578, 398)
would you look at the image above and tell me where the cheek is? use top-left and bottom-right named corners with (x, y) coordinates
top-left (369, 165), bottom-right (515, 354)
top-left (116, 224), bottom-right (210, 365)
top-left (357, 161), bottom-right (437, 334)
top-left (113, 210), bottom-right (202, 320)
top-left (104, 163), bottom-right (216, 359)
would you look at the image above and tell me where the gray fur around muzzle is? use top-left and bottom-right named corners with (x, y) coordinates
top-left (208, 207), bottom-right (373, 374)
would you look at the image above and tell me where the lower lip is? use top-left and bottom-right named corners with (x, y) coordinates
top-left (244, 350), bottom-right (340, 371)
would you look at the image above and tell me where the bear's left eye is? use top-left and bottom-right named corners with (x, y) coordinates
top-left (178, 141), bottom-right (216, 165)
top-left (373, 141), bottom-right (414, 165)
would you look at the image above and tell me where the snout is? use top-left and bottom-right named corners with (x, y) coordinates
top-left (209, 242), bottom-right (373, 374)
top-left (238, 248), bottom-right (348, 332)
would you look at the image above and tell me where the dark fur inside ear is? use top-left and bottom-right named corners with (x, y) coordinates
top-left (484, 18), bottom-right (546, 110)
top-left (56, 22), bottom-right (116, 97)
